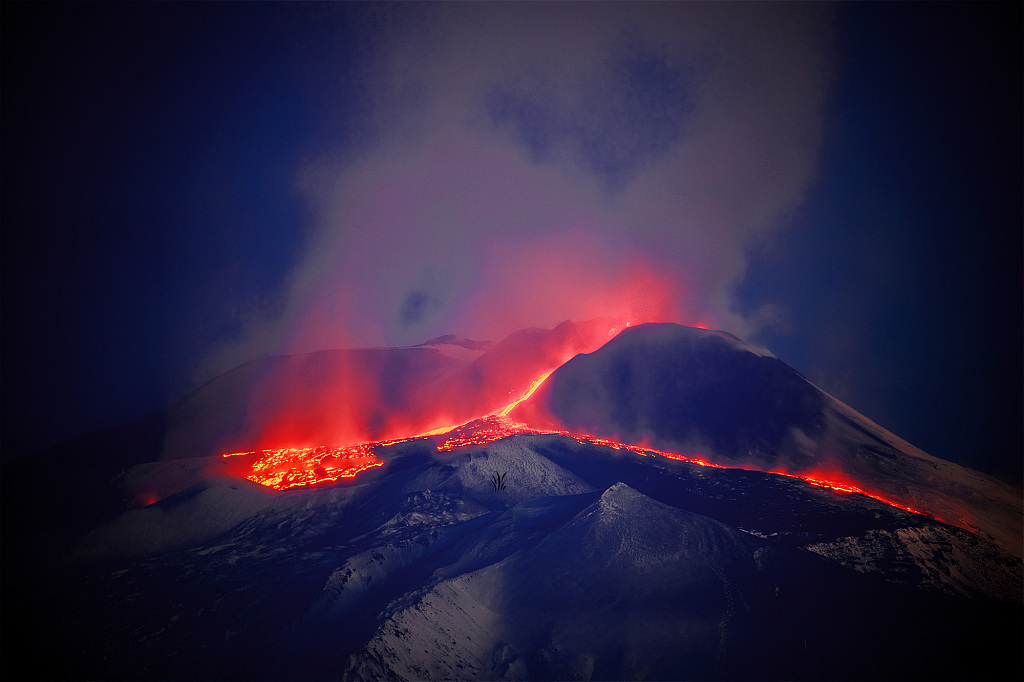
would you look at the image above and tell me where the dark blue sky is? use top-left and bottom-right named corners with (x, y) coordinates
top-left (2, 2), bottom-right (1020, 482)
top-left (737, 3), bottom-right (1021, 481)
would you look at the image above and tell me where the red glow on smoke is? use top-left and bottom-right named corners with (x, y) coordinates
top-left (224, 357), bottom-right (952, 525)
top-left (219, 256), bottom-right (948, 525)
top-left (456, 234), bottom-right (695, 339)
top-left (224, 316), bottom-right (639, 490)
top-left (229, 300), bottom-right (651, 459)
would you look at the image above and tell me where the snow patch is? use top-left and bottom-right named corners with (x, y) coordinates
top-left (345, 575), bottom-right (503, 680)
top-left (435, 438), bottom-right (596, 504)
top-left (806, 525), bottom-right (1022, 602)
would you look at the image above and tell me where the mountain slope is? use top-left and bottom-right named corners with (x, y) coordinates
top-left (5, 436), bottom-right (1018, 681)
top-left (519, 323), bottom-right (1022, 558)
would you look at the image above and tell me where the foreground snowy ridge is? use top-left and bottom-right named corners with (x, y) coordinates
top-left (6, 433), bottom-right (1018, 680)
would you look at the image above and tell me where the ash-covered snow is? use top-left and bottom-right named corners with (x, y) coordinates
top-left (5, 432), bottom-right (1020, 681)
top-left (432, 438), bottom-right (596, 504)
top-left (806, 524), bottom-right (1023, 603)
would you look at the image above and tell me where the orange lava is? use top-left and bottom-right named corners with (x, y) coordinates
top-left (221, 328), bottom-right (949, 526)
top-left (766, 469), bottom-right (939, 521)
top-left (224, 399), bottom-right (940, 521)
top-left (436, 415), bottom-right (525, 452)
top-left (223, 444), bottom-right (387, 491)
top-left (223, 345), bottom-right (574, 490)
top-left (426, 412), bottom-right (939, 519)
top-left (498, 370), bottom-right (554, 417)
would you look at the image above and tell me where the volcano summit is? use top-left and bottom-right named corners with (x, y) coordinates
top-left (2, 323), bottom-right (1021, 680)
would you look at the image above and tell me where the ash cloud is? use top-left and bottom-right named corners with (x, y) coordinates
top-left (486, 35), bottom-right (695, 190)
top-left (206, 2), bottom-right (835, 374)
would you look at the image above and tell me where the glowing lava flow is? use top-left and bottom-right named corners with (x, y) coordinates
top-left (766, 470), bottom-right (939, 519)
top-left (223, 342), bottom-right (943, 525)
top-left (223, 367), bottom-right (559, 490)
top-left (223, 444), bottom-right (387, 491)
top-left (430, 375), bottom-right (940, 521)
top-left (428, 411), bottom-right (943, 521)
top-left (498, 370), bottom-right (553, 417)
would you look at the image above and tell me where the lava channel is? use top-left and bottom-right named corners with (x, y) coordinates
top-left (222, 347), bottom-right (948, 527)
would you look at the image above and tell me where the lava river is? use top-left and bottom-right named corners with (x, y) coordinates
top-left (221, 337), bottom-right (941, 524)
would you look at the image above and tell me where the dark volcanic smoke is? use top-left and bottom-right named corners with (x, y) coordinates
top-left (202, 2), bottom-right (833, 383)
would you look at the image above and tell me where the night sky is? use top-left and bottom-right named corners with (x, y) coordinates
top-left (2, 2), bottom-right (1020, 483)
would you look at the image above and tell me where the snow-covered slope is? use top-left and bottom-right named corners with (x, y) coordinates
top-left (4, 435), bottom-right (1020, 681)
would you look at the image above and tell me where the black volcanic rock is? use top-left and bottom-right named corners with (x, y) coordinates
top-left (534, 323), bottom-right (827, 465)
top-left (519, 323), bottom-right (1022, 558)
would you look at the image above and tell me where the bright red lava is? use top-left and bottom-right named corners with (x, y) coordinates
top-left (765, 470), bottom-right (935, 518)
top-left (222, 332), bottom-right (942, 525)
top-left (223, 443), bottom-right (390, 491)
top-left (430, 415), bottom-right (938, 521)
top-left (222, 364), bottom-right (558, 491)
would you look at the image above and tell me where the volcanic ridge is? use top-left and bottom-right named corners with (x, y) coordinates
top-left (2, 322), bottom-right (1021, 680)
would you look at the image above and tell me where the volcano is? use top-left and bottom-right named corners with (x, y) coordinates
top-left (2, 323), bottom-right (1021, 680)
